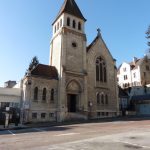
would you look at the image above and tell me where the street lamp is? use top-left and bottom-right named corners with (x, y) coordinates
top-left (4, 107), bottom-right (10, 128)
top-left (88, 101), bottom-right (93, 119)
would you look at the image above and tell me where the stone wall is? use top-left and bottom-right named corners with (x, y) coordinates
top-left (140, 58), bottom-right (150, 85)
top-left (87, 36), bottom-right (118, 118)
top-left (22, 76), bottom-right (58, 122)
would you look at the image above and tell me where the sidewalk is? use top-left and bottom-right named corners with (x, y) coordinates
top-left (0, 115), bottom-right (150, 131)
top-left (0, 123), bottom-right (28, 131)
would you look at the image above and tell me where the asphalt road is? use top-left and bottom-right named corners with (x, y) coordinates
top-left (0, 119), bottom-right (150, 150)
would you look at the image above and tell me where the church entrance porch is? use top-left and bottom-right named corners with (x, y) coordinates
top-left (65, 80), bottom-right (87, 121)
top-left (66, 93), bottom-right (87, 120)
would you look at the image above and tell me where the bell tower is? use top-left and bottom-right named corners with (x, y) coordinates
top-left (50, 0), bottom-right (88, 122)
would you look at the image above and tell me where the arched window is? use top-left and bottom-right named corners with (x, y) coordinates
top-left (34, 87), bottom-right (38, 100)
top-left (96, 56), bottom-right (107, 82)
top-left (105, 94), bottom-right (108, 104)
top-left (73, 20), bottom-right (76, 28)
top-left (67, 17), bottom-right (70, 26)
top-left (100, 63), bottom-right (103, 81)
top-left (104, 67), bottom-right (107, 82)
top-left (96, 60), bottom-right (100, 81)
top-left (78, 22), bottom-right (81, 30)
top-left (97, 93), bottom-right (100, 104)
top-left (51, 89), bottom-right (54, 102)
top-left (101, 94), bottom-right (104, 104)
top-left (42, 88), bottom-right (47, 101)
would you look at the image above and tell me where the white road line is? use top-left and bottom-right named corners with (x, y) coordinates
top-left (15, 132), bottom-right (30, 136)
top-left (117, 141), bottom-right (150, 149)
top-left (48, 147), bottom-right (60, 150)
top-left (8, 130), bottom-right (15, 135)
top-left (54, 132), bottom-right (80, 137)
top-left (85, 130), bottom-right (98, 133)
top-left (33, 128), bottom-right (45, 132)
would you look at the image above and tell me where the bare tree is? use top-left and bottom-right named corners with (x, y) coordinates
top-left (146, 25), bottom-right (150, 48)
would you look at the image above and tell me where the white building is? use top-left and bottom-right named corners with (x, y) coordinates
top-left (117, 56), bottom-right (150, 89)
top-left (0, 87), bottom-right (21, 109)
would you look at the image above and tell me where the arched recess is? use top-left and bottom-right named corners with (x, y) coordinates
top-left (66, 80), bottom-right (82, 93)
top-left (66, 80), bottom-right (82, 113)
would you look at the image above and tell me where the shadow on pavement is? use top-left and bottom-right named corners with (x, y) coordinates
top-left (0, 115), bottom-right (150, 135)
top-left (0, 125), bottom-right (73, 135)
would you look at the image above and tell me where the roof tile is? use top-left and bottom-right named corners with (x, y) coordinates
top-left (53, 0), bottom-right (86, 25)
top-left (31, 64), bottom-right (58, 80)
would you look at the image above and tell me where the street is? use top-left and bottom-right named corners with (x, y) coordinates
top-left (0, 119), bottom-right (150, 150)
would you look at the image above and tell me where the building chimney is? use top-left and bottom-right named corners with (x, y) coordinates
top-left (133, 57), bottom-right (138, 65)
top-left (4, 80), bottom-right (17, 88)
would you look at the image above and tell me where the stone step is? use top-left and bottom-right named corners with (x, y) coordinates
top-left (66, 113), bottom-right (87, 121)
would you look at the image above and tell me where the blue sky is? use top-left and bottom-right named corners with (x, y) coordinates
top-left (0, 0), bottom-right (149, 86)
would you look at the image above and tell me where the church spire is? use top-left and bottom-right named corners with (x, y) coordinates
top-left (53, 0), bottom-right (86, 25)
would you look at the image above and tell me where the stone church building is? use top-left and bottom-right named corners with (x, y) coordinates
top-left (22, 0), bottom-right (119, 122)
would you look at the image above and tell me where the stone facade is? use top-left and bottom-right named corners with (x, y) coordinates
top-left (22, 0), bottom-right (119, 122)
top-left (22, 75), bottom-right (58, 122)
top-left (87, 36), bottom-right (118, 118)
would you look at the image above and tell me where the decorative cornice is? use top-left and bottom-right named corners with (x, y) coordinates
top-left (65, 70), bottom-right (87, 77)
top-left (62, 27), bottom-right (86, 40)
top-left (51, 27), bottom-right (87, 43)
top-left (95, 86), bottom-right (109, 90)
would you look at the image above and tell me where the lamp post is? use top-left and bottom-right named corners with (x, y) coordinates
top-left (4, 107), bottom-right (10, 128)
top-left (88, 101), bottom-right (93, 119)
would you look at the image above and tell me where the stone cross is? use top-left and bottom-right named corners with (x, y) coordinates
top-left (97, 28), bottom-right (101, 36)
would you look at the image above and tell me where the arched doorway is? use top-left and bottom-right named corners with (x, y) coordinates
top-left (66, 80), bottom-right (82, 113)
top-left (67, 94), bottom-right (77, 112)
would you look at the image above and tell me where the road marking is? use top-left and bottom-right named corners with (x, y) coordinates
top-left (33, 128), bottom-right (45, 132)
top-left (48, 147), bottom-right (61, 150)
top-left (8, 130), bottom-right (15, 135)
top-left (86, 130), bottom-right (98, 133)
top-left (117, 141), bottom-right (150, 149)
top-left (54, 132), bottom-right (80, 137)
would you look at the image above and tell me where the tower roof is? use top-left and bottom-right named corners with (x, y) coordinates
top-left (52, 0), bottom-right (86, 25)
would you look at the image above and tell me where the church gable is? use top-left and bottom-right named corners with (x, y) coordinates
top-left (86, 32), bottom-right (117, 88)
top-left (66, 80), bottom-right (82, 93)
top-left (86, 33), bottom-right (118, 118)
top-left (87, 34), bottom-right (115, 64)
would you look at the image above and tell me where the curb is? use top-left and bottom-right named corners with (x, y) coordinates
top-left (0, 116), bottom-right (150, 131)
top-left (0, 126), bottom-right (30, 131)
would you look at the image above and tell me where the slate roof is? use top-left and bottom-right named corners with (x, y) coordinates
top-left (131, 94), bottom-right (150, 102)
top-left (118, 87), bottom-right (128, 97)
top-left (130, 58), bottom-right (143, 70)
top-left (53, 0), bottom-right (86, 25)
top-left (134, 59), bottom-right (143, 69)
top-left (86, 33), bottom-right (116, 64)
top-left (87, 35), bottom-right (99, 52)
top-left (117, 58), bottom-right (144, 74)
top-left (31, 64), bottom-right (58, 80)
